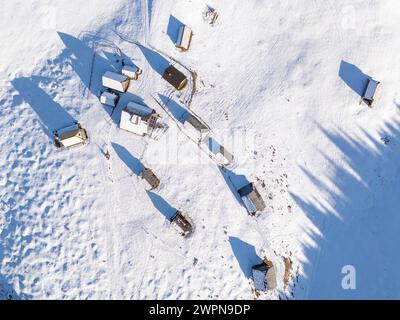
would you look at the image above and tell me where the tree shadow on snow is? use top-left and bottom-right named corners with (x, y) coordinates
top-left (112, 143), bottom-right (145, 176)
top-left (229, 237), bottom-right (263, 279)
top-left (158, 94), bottom-right (190, 124)
top-left (57, 32), bottom-right (123, 97)
top-left (167, 15), bottom-right (184, 45)
top-left (339, 60), bottom-right (372, 97)
top-left (0, 274), bottom-right (21, 300)
top-left (11, 77), bottom-right (76, 139)
top-left (146, 191), bottom-right (177, 221)
top-left (289, 116), bottom-right (400, 299)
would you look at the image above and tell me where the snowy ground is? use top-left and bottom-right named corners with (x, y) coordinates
top-left (1, 0), bottom-right (400, 300)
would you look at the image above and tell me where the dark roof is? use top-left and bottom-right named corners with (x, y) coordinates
top-left (141, 168), bottom-right (160, 190)
top-left (171, 211), bottom-right (193, 235)
top-left (238, 183), bottom-right (254, 197)
top-left (162, 65), bottom-right (188, 91)
top-left (187, 115), bottom-right (209, 132)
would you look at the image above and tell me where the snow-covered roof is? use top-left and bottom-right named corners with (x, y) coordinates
top-left (364, 79), bottom-right (380, 100)
top-left (126, 102), bottom-right (154, 118)
top-left (122, 65), bottom-right (140, 73)
top-left (103, 71), bottom-right (128, 83)
top-left (252, 263), bottom-right (277, 291)
top-left (57, 123), bottom-right (80, 136)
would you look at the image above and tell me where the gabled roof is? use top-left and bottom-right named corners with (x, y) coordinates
top-left (126, 102), bottom-right (154, 119)
top-left (103, 71), bottom-right (128, 83)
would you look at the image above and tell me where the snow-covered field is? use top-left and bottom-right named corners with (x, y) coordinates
top-left (1, 0), bottom-right (400, 300)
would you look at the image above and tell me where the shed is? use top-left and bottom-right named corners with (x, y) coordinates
top-left (122, 64), bottom-right (142, 80)
top-left (238, 183), bottom-right (266, 215)
top-left (170, 211), bottom-right (193, 237)
top-left (53, 122), bottom-right (89, 149)
top-left (141, 168), bottom-right (160, 190)
top-left (176, 25), bottom-right (193, 51)
top-left (163, 65), bottom-right (188, 91)
top-left (252, 262), bottom-right (277, 292)
top-left (362, 79), bottom-right (381, 107)
top-left (100, 91), bottom-right (119, 107)
top-left (187, 115), bottom-right (210, 141)
top-left (119, 101), bottom-right (159, 137)
top-left (102, 71), bottom-right (130, 93)
top-left (206, 137), bottom-right (234, 165)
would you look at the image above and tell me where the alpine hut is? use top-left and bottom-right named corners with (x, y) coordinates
top-left (238, 183), bottom-right (266, 215)
top-left (162, 65), bottom-right (188, 91)
top-left (362, 78), bottom-right (381, 107)
top-left (100, 91), bottom-right (119, 108)
top-left (53, 122), bottom-right (89, 149)
top-left (170, 211), bottom-right (193, 237)
top-left (119, 101), bottom-right (160, 137)
top-left (141, 168), bottom-right (160, 190)
top-left (102, 71), bottom-right (130, 93)
top-left (252, 261), bottom-right (277, 292)
top-left (176, 25), bottom-right (193, 51)
top-left (122, 64), bottom-right (142, 80)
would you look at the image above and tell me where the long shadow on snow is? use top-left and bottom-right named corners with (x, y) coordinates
top-left (289, 118), bottom-right (400, 299)
top-left (229, 237), bottom-right (263, 279)
top-left (112, 143), bottom-right (145, 176)
top-left (167, 15), bottom-right (184, 45)
top-left (0, 274), bottom-right (20, 300)
top-left (11, 77), bottom-right (76, 139)
top-left (57, 32), bottom-right (128, 100)
top-left (146, 191), bottom-right (177, 221)
top-left (219, 167), bottom-right (250, 210)
top-left (138, 45), bottom-right (169, 76)
top-left (339, 61), bottom-right (372, 97)
top-left (159, 94), bottom-right (190, 124)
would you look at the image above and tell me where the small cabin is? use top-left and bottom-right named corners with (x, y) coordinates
top-left (170, 211), bottom-right (193, 237)
top-left (100, 91), bottom-right (119, 107)
top-left (163, 65), bottom-right (188, 91)
top-left (238, 183), bottom-right (266, 215)
top-left (186, 115), bottom-right (210, 142)
top-left (362, 79), bottom-right (381, 107)
top-left (176, 25), bottom-right (193, 51)
top-left (141, 168), bottom-right (160, 190)
top-left (206, 137), bottom-right (234, 165)
top-left (120, 101), bottom-right (160, 137)
top-left (122, 64), bottom-right (142, 80)
top-left (252, 261), bottom-right (277, 292)
top-left (53, 122), bottom-right (89, 149)
top-left (102, 71), bottom-right (130, 93)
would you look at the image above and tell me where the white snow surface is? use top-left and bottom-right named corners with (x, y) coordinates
top-left (1, 0), bottom-right (400, 300)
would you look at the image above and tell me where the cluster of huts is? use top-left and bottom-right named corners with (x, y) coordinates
top-left (49, 11), bottom-right (385, 294)
top-left (97, 26), bottom-right (196, 237)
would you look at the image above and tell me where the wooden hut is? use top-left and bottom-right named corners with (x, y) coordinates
top-left (162, 65), bottom-right (188, 91)
top-left (100, 91), bottom-right (119, 107)
top-left (362, 78), bottom-right (381, 107)
top-left (53, 122), bottom-right (89, 149)
top-left (122, 64), bottom-right (142, 80)
top-left (141, 168), bottom-right (160, 190)
top-left (120, 102), bottom-right (160, 137)
top-left (176, 25), bottom-right (193, 51)
top-left (102, 71), bottom-right (130, 93)
top-left (252, 261), bottom-right (277, 292)
top-left (170, 211), bottom-right (193, 237)
top-left (238, 183), bottom-right (266, 215)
